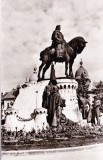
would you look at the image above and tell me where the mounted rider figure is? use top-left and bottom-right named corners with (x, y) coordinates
top-left (51, 25), bottom-right (66, 58)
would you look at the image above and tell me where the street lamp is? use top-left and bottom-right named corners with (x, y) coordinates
top-left (35, 91), bottom-right (38, 109)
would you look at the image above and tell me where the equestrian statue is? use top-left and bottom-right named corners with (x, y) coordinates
top-left (38, 25), bottom-right (87, 80)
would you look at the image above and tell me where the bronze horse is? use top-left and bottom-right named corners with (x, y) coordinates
top-left (38, 36), bottom-right (87, 80)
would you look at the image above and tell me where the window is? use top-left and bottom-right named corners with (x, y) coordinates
top-left (7, 103), bottom-right (9, 108)
top-left (60, 85), bottom-right (62, 89)
top-left (68, 85), bottom-right (70, 89)
top-left (64, 85), bottom-right (66, 89)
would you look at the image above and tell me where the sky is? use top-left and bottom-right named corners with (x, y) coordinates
top-left (1, 0), bottom-right (103, 92)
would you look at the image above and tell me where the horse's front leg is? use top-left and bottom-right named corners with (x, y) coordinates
top-left (69, 61), bottom-right (74, 78)
top-left (65, 61), bottom-right (69, 77)
top-left (38, 63), bottom-right (44, 81)
top-left (42, 62), bottom-right (52, 80)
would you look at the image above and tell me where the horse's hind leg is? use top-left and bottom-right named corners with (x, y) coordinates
top-left (42, 62), bottom-right (51, 80)
top-left (65, 61), bottom-right (69, 77)
top-left (38, 63), bottom-right (44, 81)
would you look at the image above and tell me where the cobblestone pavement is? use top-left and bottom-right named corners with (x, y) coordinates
top-left (2, 144), bottom-right (103, 160)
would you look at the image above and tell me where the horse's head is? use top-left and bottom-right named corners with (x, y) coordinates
top-left (68, 36), bottom-right (87, 54)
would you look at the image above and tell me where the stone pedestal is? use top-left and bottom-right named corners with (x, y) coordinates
top-left (38, 78), bottom-right (82, 122)
top-left (11, 78), bottom-right (82, 132)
